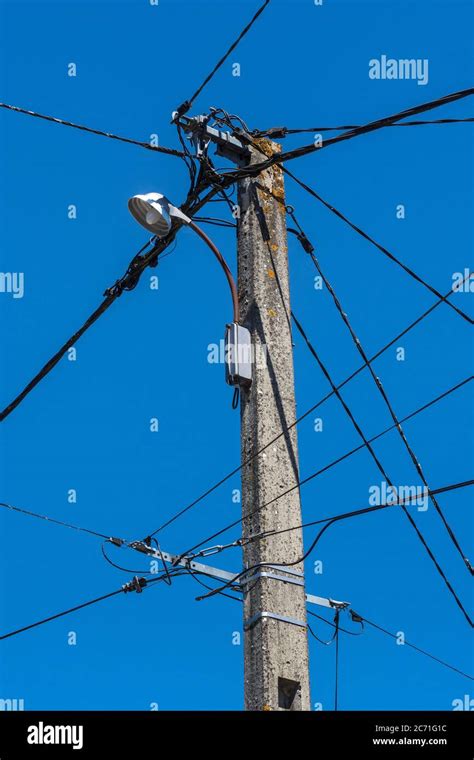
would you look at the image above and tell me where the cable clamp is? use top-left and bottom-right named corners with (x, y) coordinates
top-left (297, 232), bottom-right (315, 255)
top-left (129, 541), bottom-right (154, 556)
top-left (257, 127), bottom-right (288, 139)
top-left (195, 544), bottom-right (226, 558)
top-left (122, 576), bottom-right (147, 594)
top-left (329, 599), bottom-right (349, 610)
top-left (244, 611), bottom-right (306, 631)
top-left (173, 101), bottom-right (191, 120)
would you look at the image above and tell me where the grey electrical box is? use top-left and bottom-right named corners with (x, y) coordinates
top-left (225, 323), bottom-right (252, 388)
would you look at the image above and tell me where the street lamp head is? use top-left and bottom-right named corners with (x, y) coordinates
top-left (128, 192), bottom-right (173, 237)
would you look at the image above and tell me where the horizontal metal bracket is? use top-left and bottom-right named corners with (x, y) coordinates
top-left (176, 115), bottom-right (251, 165)
top-left (129, 542), bottom-right (349, 609)
top-left (263, 565), bottom-right (303, 578)
top-left (244, 612), bottom-right (306, 631)
top-left (241, 571), bottom-right (305, 589)
top-left (244, 611), bottom-right (307, 631)
top-left (306, 594), bottom-right (349, 610)
top-left (131, 542), bottom-right (237, 585)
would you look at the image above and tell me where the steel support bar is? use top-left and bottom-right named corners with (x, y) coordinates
top-left (129, 542), bottom-right (349, 609)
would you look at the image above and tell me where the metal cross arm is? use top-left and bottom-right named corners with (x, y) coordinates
top-left (173, 113), bottom-right (251, 164)
top-left (129, 541), bottom-right (349, 610)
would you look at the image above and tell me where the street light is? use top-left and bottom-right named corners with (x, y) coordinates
top-left (128, 192), bottom-right (252, 388)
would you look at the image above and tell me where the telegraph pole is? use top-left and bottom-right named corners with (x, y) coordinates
top-left (237, 140), bottom-right (311, 711)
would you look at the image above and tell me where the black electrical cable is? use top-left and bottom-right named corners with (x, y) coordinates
top-left (101, 542), bottom-right (153, 575)
top-left (307, 623), bottom-right (338, 646)
top-left (200, 155), bottom-right (238, 216)
top-left (184, 566), bottom-right (242, 603)
top-left (0, 178), bottom-right (226, 423)
top-left (189, 479), bottom-right (472, 566)
top-left (0, 102), bottom-right (186, 157)
top-left (147, 291), bottom-right (464, 541)
top-left (0, 570), bottom-right (183, 641)
top-left (241, 136), bottom-right (472, 325)
top-left (290, 310), bottom-right (473, 626)
top-left (193, 480), bottom-right (474, 605)
top-left (0, 588), bottom-right (124, 641)
top-left (288, 208), bottom-right (472, 572)
top-left (192, 216), bottom-right (237, 228)
top-left (308, 609), bottom-right (364, 636)
top-left (255, 116), bottom-right (474, 137)
top-left (174, 381), bottom-right (472, 558)
top-left (241, 479), bottom-right (473, 548)
top-left (211, 108), bottom-right (253, 135)
top-left (0, 501), bottom-right (114, 541)
top-left (232, 88), bottom-right (474, 172)
top-left (0, 236), bottom-right (159, 422)
top-left (151, 538), bottom-right (173, 586)
top-left (350, 610), bottom-right (474, 680)
top-left (176, 121), bottom-right (198, 190)
top-left (174, 0), bottom-right (272, 117)
top-left (283, 167), bottom-right (472, 324)
top-left (310, 608), bottom-right (472, 680)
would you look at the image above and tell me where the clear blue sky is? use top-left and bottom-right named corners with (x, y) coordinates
top-left (0, 0), bottom-right (472, 710)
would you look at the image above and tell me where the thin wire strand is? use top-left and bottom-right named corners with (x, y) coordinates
top-left (174, 0), bottom-right (272, 116)
top-left (0, 588), bottom-right (123, 641)
top-left (290, 310), bottom-right (473, 626)
top-left (283, 167), bottom-right (472, 324)
top-left (240, 88), bottom-right (474, 170)
top-left (176, 376), bottom-right (471, 562)
top-left (193, 480), bottom-right (473, 605)
top-left (242, 479), bottom-right (473, 547)
top-left (0, 181), bottom-right (226, 422)
top-left (289, 208), bottom-right (472, 572)
top-left (0, 102), bottom-right (186, 157)
top-left (308, 609), bottom-right (364, 636)
top-left (255, 117), bottom-right (474, 137)
top-left (101, 542), bottom-right (153, 575)
top-left (147, 288), bottom-right (462, 540)
top-left (351, 610), bottom-right (474, 680)
top-left (0, 570), bottom-right (182, 641)
top-left (0, 501), bottom-right (113, 541)
top-left (243, 133), bottom-right (472, 325)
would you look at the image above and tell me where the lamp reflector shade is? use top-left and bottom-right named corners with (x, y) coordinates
top-left (128, 193), bottom-right (172, 237)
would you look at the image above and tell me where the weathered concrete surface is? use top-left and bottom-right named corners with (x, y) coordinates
top-left (238, 142), bottom-right (311, 711)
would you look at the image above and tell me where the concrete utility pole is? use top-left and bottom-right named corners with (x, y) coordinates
top-left (237, 140), bottom-right (311, 711)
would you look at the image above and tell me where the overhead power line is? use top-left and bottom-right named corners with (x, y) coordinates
top-left (0, 571), bottom-right (182, 641)
top-left (192, 480), bottom-right (474, 614)
top-left (0, 102), bottom-right (186, 157)
top-left (308, 609), bottom-right (363, 637)
top-left (0, 237), bottom-right (159, 422)
top-left (174, 0), bottom-right (272, 117)
top-left (0, 180), bottom-right (226, 423)
top-left (240, 479), bottom-right (474, 548)
top-left (290, 310), bottom-right (472, 626)
top-left (255, 116), bottom-right (474, 137)
top-left (283, 166), bottom-right (473, 324)
top-left (245, 87), bottom-right (474, 169)
top-left (173, 381), bottom-right (472, 559)
top-left (310, 609), bottom-right (473, 681)
top-left (240, 131), bottom-right (472, 325)
top-left (146, 290), bottom-right (468, 540)
top-left (288, 207), bottom-right (472, 572)
top-left (0, 587), bottom-right (123, 641)
top-left (0, 501), bottom-right (116, 542)
top-left (348, 610), bottom-right (474, 681)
